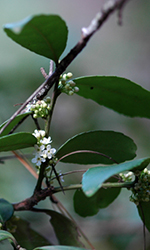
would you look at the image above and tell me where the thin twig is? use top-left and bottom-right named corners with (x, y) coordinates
top-left (49, 60), bottom-right (54, 76)
top-left (53, 181), bottom-right (134, 193)
top-left (12, 151), bottom-right (38, 179)
top-left (40, 67), bottom-right (49, 79)
top-left (50, 169), bottom-right (86, 181)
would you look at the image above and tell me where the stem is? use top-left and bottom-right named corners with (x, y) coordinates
top-left (45, 86), bottom-right (61, 137)
top-left (53, 181), bottom-right (134, 193)
top-left (34, 163), bottom-right (46, 192)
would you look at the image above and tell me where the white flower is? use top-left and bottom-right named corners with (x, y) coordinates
top-left (44, 144), bottom-right (56, 159)
top-left (34, 144), bottom-right (45, 153)
top-left (50, 148), bottom-right (56, 155)
top-left (39, 130), bottom-right (46, 137)
top-left (40, 136), bottom-right (52, 145)
top-left (32, 154), bottom-right (46, 167)
top-left (32, 129), bottom-right (46, 139)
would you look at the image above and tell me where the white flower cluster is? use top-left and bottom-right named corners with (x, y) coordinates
top-left (26, 97), bottom-right (51, 119)
top-left (129, 168), bottom-right (150, 205)
top-left (58, 72), bottom-right (79, 96)
top-left (32, 129), bottom-right (56, 168)
top-left (119, 171), bottom-right (134, 182)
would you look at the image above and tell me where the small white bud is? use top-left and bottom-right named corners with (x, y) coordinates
top-left (69, 90), bottom-right (74, 96)
top-left (144, 168), bottom-right (148, 173)
top-left (35, 103), bottom-right (40, 109)
top-left (65, 83), bottom-right (70, 90)
top-left (69, 80), bottom-right (76, 87)
top-left (74, 86), bottom-right (79, 92)
top-left (42, 102), bottom-right (47, 108)
top-left (66, 72), bottom-right (73, 79)
top-left (61, 79), bottom-right (66, 85)
top-left (33, 114), bottom-right (38, 119)
top-left (63, 73), bottom-right (67, 80)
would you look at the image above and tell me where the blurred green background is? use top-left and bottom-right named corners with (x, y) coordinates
top-left (0, 0), bottom-right (150, 249)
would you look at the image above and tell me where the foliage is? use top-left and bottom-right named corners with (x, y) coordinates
top-left (0, 1), bottom-right (150, 249)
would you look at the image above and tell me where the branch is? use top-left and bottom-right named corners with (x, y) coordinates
top-left (0, 0), bottom-right (130, 135)
top-left (13, 187), bottom-right (54, 211)
top-left (13, 181), bottom-right (133, 211)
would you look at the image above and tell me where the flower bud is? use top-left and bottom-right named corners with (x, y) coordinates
top-left (69, 80), bottom-right (76, 87)
top-left (66, 72), bottom-right (73, 79)
top-left (74, 86), bottom-right (79, 92)
top-left (69, 90), bottom-right (74, 96)
top-left (63, 73), bottom-right (67, 80)
top-left (46, 97), bottom-right (51, 103)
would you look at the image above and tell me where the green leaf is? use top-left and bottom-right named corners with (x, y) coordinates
top-left (0, 113), bottom-right (30, 137)
top-left (45, 210), bottom-right (83, 247)
top-left (137, 202), bottom-right (150, 232)
top-left (82, 157), bottom-right (150, 197)
top-left (34, 246), bottom-right (88, 250)
top-left (56, 130), bottom-right (137, 165)
top-left (4, 15), bottom-right (68, 62)
top-left (74, 178), bottom-right (121, 217)
top-left (0, 230), bottom-right (17, 247)
top-left (74, 76), bottom-right (150, 118)
top-left (8, 216), bottom-right (51, 249)
top-left (0, 132), bottom-right (36, 152)
top-left (0, 199), bottom-right (14, 224)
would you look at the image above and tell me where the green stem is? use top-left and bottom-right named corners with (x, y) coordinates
top-left (34, 163), bottom-right (46, 192)
top-left (45, 86), bottom-right (61, 137)
top-left (53, 181), bottom-right (134, 193)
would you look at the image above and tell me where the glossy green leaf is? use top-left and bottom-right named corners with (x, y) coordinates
top-left (0, 113), bottom-right (30, 137)
top-left (82, 157), bottom-right (150, 197)
top-left (0, 132), bottom-right (36, 152)
top-left (56, 130), bottom-right (137, 165)
top-left (34, 246), bottom-right (88, 250)
top-left (74, 178), bottom-right (121, 217)
top-left (0, 199), bottom-right (14, 224)
top-left (137, 202), bottom-right (150, 232)
top-left (74, 76), bottom-right (150, 118)
top-left (8, 216), bottom-right (51, 249)
top-left (0, 230), bottom-right (17, 247)
top-left (4, 15), bottom-right (68, 62)
top-left (45, 210), bottom-right (83, 247)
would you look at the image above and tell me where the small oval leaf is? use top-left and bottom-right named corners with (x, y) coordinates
top-left (0, 113), bottom-right (30, 137)
top-left (56, 130), bottom-right (137, 165)
top-left (74, 76), bottom-right (150, 118)
top-left (0, 199), bottom-right (14, 224)
top-left (82, 158), bottom-right (150, 197)
top-left (0, 132), bottom-right (36, 152)
top-left (4, 15), bottom-right (68, 62)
